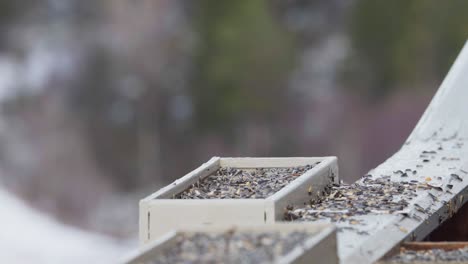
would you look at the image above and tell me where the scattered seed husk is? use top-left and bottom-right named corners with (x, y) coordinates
top-left (357, 230), bottom-right (370, 236)
top-left (411, 214), bottom-right (423, 221)
top-left (451, 173), bottom-right (463, 181)
top-left (284, 177), bottom-right (418, 222)
top-left (414, 204), bottom-right (426, 213)
top-left (146, 230), bottom-right (310, 264)
top-left (428, 192), bottom-right (439, 202)
top-left (176, 164), bottom-right (318, 199)
top-left (398, 226), bottom-right (408, 233)
top-left (388, 247), bottom-right (468, 263)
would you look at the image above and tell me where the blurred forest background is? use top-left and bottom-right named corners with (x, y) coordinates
top-left (0, 0), bottom-right (467, 240)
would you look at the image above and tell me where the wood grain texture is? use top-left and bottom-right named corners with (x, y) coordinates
top-left (332, 41), bottom-right (468, 263)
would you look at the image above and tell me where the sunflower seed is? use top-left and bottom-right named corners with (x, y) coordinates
top-left (176, 164), bottom-right (318, 199)
top-left (146, 230), bottom-right (311, 264)
top-left (388, 247), bottom-right (468, 263)
top-left (284, 178), bottom-right (418, 223)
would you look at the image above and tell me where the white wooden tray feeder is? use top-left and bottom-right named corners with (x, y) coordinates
top-left (127, 223), bottom-right (338, 264)
top-left (139, 156), bottom-right (339, 244)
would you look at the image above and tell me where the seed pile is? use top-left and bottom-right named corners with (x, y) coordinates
top-left (285, 175), bottom-right (419, 222)
top-left (176, 164), bottom-right (318, 199)
top-left (147, 230), bottom-right (310, 264)
top-left (388, 247), bottom-right (468, 263)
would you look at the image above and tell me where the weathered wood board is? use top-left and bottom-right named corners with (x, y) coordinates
top-left (294, 41), bottom-right (468, 264)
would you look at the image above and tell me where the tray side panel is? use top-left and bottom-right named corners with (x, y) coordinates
top-left (271, 157), bottom-right (339, 221)
top-left (142, 200), bottom-right (265, 244)
top-left (177, 222), bottom-right (332, 234)
top-left (142, 157), bottom-right (220, 200)
top-left (219, 157), bottom-right (327, 168)
top-left (288, 226), bottom-right (339, 264)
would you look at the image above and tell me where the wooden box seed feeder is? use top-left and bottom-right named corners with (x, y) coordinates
top-left (139, 157), bottom-right (338, 244)
top-left (126, 223), bottom-right (338, 264)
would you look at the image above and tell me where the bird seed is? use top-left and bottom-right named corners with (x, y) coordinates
top-left (284, 176), bottom-right (419, 222)
top-left (145, 230), bottom-right (310, 264)
top-left (388, 247), bottom-right (468, 263)
top-left (176, 164), bottom-right (318, 199)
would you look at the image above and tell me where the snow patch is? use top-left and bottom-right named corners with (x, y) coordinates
top-left (0, 187), bottom-right (128, 264)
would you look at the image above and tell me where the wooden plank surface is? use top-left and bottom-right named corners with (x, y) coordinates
top-left (298, 41), bottom-right (468, 264)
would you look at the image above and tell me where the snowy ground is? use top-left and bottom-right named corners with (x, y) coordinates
top-left (0, 187), bottom-right (131, 264)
